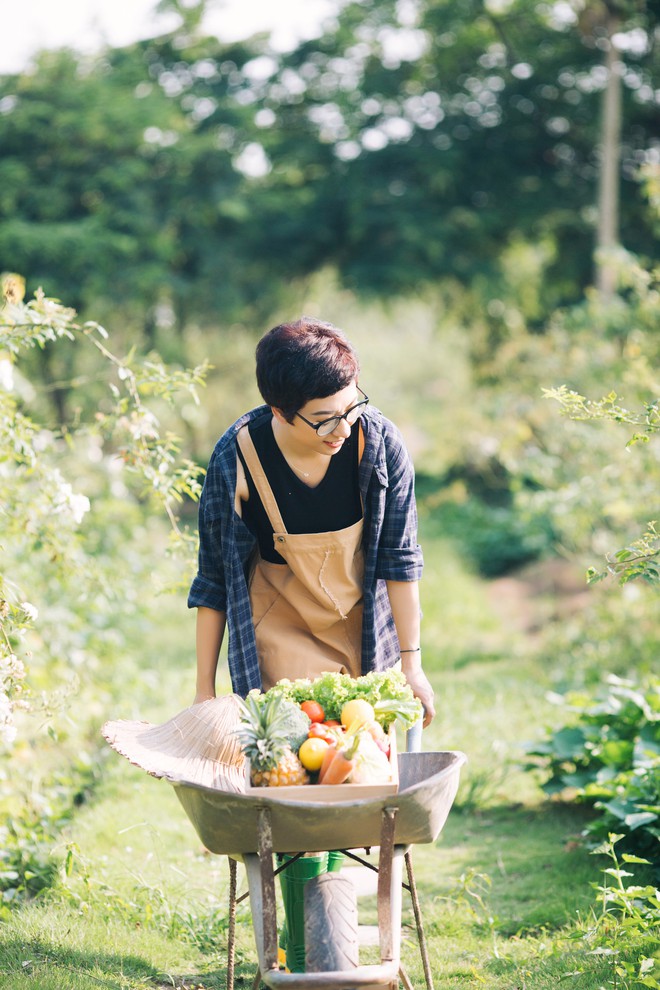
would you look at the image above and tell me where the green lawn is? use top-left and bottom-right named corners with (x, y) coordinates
top-left (0, 531), bottom-right (644, 989)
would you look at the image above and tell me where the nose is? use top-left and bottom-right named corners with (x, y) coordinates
top-left (332, 416), bottom-right (351, 439)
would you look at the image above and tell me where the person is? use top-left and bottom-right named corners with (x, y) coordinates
top-left (188, 316), bottom-right (435, 725)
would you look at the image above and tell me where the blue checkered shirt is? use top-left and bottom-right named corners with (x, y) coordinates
top-left (188, 404), bottom-right (423, 696)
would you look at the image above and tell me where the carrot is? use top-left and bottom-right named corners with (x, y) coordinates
top-left (318, 748), bottom-right (355, 785)
top-left (317, 742), bottom-right (337, 783)
top-left (318, 729), bottom-right (362, 785)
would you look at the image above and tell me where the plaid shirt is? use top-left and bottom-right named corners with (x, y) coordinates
top-left (188, 404), bottom-right (423, 697)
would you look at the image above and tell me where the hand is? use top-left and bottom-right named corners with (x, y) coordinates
top-left (401, 663), bottom-right (435, 728)
top-left (193, 691), bottom-right (216, 706)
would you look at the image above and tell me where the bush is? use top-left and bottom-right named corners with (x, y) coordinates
top-left (417, 473), bottom-right (556, 578)
top-left (0, 278), bottom-right (207, 904)
top-left (525, 674), bottom-right (660, 867)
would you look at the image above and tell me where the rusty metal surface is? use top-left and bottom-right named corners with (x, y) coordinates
top-left (173, 750), bottom-right (466, 857)
top-left (258, 962), bottom-right (400, 989)
top-left (405, 850), bottom-right (434, 990)
top-left (227, 857), bottom-right (238, 990)
top-left (242, 811), bottom-right (407, 990)
top-left (174, 752), bottom-right (466, 990)
top-left (258, 807), bottom-right (279, 972)
top-left (376, 809), bottom-right (397, 963)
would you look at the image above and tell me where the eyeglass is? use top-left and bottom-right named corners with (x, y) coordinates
top-left (295, 386), bottom-right (369, 438)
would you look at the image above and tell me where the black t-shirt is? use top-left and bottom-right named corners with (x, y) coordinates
top-left (237, 415), bottom-right (362, 564)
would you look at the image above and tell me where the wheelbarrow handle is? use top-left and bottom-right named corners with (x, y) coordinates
top-left (405, 718), bottom-right (423, 754)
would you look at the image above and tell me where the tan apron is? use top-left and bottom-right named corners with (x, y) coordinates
top-left (237, 427), bottom-right (364, 690)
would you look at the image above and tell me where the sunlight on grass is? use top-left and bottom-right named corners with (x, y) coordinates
top-left (0, 442), bottom-right (636, 990)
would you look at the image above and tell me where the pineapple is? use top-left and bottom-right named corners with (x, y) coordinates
top-left (237, 694), bottom-right (310, 787)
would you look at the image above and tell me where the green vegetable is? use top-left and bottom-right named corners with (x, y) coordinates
top-left (244, 692), bottom-right (311, 750)
top-left (350, 731), bottom-right (392, 784)
top-left (260, 669), bottom-right (422, 731)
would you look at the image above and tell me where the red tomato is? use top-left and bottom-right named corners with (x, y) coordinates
top-left (301, 700), bottom-right (325, 723)
top-left (324, 719), bottom-right (341, 727)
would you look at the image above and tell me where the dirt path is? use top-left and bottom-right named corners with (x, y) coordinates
top-left (486, 557), bottom-right (593, 636)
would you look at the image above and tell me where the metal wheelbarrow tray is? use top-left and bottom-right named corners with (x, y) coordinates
top-left (171, 751), bottom-right (466, 990)
top-left (173, 751), bottom-right (464, 856)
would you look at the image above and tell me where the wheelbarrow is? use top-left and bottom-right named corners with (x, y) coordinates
top-left (171, 727), bottom-right (466, 990)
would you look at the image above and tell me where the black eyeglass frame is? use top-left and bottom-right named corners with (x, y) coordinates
top-left (294, 386), bottom-right (369, 438)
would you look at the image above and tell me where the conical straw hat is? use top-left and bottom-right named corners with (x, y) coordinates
top-left (102, 695), bottom-right (247, 793)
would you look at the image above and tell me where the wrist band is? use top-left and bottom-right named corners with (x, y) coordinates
top-left (400, 647), bottom-right (421, 653)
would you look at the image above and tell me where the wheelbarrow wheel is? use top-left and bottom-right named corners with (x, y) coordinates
top-left (304, 873), bottom-right (359, 973)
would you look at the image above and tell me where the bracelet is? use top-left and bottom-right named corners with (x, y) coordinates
top-left (400, 647), bottom-right (421, 653)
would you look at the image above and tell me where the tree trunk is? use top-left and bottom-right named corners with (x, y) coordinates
top-left (595, 16), bottom-right (623, 299)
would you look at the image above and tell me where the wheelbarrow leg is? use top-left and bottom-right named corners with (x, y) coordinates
top-left (377, 808), bottom-right (398, 964)
top-left (227, 857), bottom-right (238, 990)
top-left (405, 850), bottom-right (435, 990)
top-left (243, 806), bottom-right (279, 987)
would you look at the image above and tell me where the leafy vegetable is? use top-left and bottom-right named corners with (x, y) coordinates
top-left (244, 692), bottom-right (311, 751)
top-left (350, 732), bottom-right (392, 784)
top-left (260, 669), bottom-right (422, 730)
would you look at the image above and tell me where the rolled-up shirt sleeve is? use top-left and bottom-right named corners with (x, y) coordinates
top-left (188, 451), bottom-right (229, 611)
top-left (374, 427), bottom-right (423, 582)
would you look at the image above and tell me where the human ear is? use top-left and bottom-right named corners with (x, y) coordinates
top-left (270, 406), bottom-right (291, 425)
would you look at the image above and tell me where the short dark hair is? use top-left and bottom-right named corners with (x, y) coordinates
top-left (255, 317), bottom-right (360, 420)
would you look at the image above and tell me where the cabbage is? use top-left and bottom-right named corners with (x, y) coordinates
top-left (349, 732), bottom-right (392, 784)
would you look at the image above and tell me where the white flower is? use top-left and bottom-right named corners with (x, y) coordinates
top-left (130, 410), bottom-right (159, 440)
top-left (0, 691), bottom-right (11, 720)
top-left (0, 357), bottom-right (13, 391)
top-left (69, 492), bottom-right (91, 525)
top-left (0, 719), bottom-right (17, 747)
top-left (19, 601), bottom-right (38, 622)
top-left (0, 653), bottom-right (25, 679)
top-left (53, 480), bottom-right (91, 525)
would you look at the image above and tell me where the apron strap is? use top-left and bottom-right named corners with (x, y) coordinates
top-left (236, 425), bottom-right (288, 535)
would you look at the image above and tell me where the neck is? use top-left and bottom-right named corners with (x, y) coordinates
top-left (271, 418), bottom-right (327, 476)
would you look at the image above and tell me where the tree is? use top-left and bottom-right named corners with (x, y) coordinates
top-left (568, 0), bottom-right (658, 297)
top-left (2, 0), bottom-right (657, 339)
top-left (254, 0), bottom-right (659, 307)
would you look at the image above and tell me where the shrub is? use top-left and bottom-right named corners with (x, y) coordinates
top-left (525, 674), bottom-right (660, 866)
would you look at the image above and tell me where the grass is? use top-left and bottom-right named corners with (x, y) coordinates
top-left (0, 525), bottom-right (650, 989)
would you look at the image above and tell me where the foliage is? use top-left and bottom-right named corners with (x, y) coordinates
top-left (0, 759), bottom-right (99, 910)
top-left (0, 278), bottom-right (207, 906)
top-left (543, 387), bottom-right (660, 447)
top-left (569, 833), bottom-right (660, 990)
top-left (525, 674), bottom-right (660, 864)
top-left (0, 278), bottom-right (206, 743)
top-left (545, 382), bottom-right (660, 585)
top-left (586, 521), bottom-right (660, 587)
top-left (1, 0), bottom-right (658, 338)
top-left (418, 482), bottom-right (556, 577)
top-left (258, 0), bottom-right (658, 304)
top-left (57, 838), bottom-right (239, 955)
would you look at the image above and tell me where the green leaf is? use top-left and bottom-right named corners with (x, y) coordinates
top-left (601, 799), bottom-right (635, 821)
top-left (624, 811), bottom-right (658, 830)
top-left (562, 770), bottom-right (596, 789)
top-left (551, 727), bottom-right (587, 760)
top-left (600, 739), bottom-right (634, 767)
